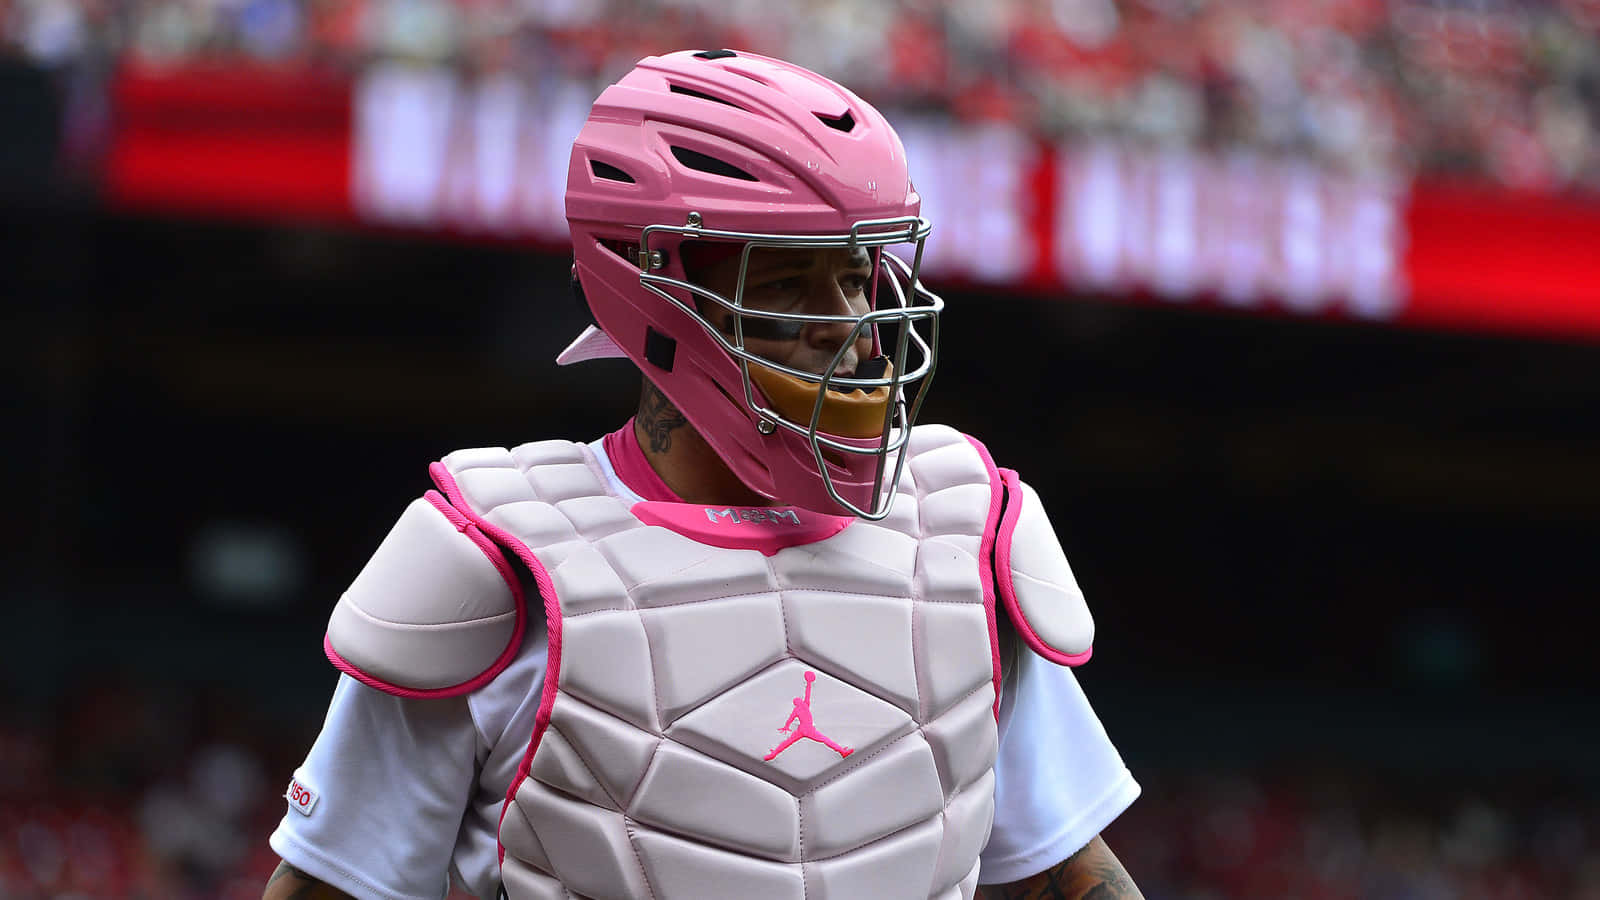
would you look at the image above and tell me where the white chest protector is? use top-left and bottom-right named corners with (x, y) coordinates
top-left (325, 425), bottom-right (1094, 900)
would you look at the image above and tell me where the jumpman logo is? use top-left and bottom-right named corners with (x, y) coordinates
top-left (764, 671), bottom-right (853, 761)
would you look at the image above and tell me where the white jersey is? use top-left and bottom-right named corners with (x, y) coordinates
top-left (270, 436), bottom-right (1139, 900)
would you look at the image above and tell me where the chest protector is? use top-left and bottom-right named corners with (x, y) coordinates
top-left (326, 425), bottom-right (1095, 900)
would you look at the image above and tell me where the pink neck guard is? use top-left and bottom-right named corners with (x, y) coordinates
top-left (603, 419), bottom-right (853, 555)
top-left (603, 419), bottom-right (683, 502)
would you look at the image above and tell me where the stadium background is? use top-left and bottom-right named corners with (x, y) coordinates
top-left (3, 0), bottom-right (1599, 897)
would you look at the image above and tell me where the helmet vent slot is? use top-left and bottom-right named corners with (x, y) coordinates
top-left (816, 111), bottom-right (855, 132)
top-left (671, 146), bottom-right (758, 182)
top-left (669, 84), bottom-right (747, 111)
top-left (590, 160), bottom-right (636, 183)
top-left (644, 326), bottom-right (677, 372)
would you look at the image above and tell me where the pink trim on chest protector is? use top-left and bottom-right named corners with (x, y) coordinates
top-left (995, 467), bottom-right (1093, 667)
top-left (631, 501), bottom-right (851, 556)
top-left (603, 419), bottom-right (683, 502)
top-left (607, 418), bottom-right (852, 554)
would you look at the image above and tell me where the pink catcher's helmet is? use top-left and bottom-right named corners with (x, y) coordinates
top-left (561, 49), bottom-right (943, 519)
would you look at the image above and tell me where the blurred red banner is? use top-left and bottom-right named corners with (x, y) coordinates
top-left (1404, 182), bottom-right (1600, 340)
top-left (103, 63), bottom-right (1600, 342)
top-left (105, 62), bottom-right (354, 223)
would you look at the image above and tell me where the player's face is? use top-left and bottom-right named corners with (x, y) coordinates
top-left (696, 246), bottom-right (876, 379)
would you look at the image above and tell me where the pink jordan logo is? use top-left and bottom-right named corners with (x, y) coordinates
top-left (764, 671), bottom-right (853, 761)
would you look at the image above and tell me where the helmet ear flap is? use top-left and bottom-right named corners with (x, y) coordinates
top-left (569, 262), bottom-right (676, 372)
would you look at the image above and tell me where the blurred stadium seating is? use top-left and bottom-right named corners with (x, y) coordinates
top-left (5, 0), bottom-right (1599, 191)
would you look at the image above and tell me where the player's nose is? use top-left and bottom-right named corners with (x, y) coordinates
top-left (802, 276), bottom-right (868, 364)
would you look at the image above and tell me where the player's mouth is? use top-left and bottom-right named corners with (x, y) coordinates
top-left (830, 355), bottom-right (889, 394)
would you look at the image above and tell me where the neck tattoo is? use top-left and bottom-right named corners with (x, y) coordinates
top-left (637, 380), bottom-right (690, 453)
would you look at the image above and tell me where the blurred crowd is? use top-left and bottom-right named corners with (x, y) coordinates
top-left (2, 0), bottom-right (1600, 192)
top-left (3, 675), bottom-right (1597, 899)
top-left (0, 678), bottom-right (285, 900)
top-left (1108, 769), bottom-right (1600, 899)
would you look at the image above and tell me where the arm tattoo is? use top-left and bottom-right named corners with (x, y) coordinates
top-left (637, 379), bottom-right (689, 453)
top-left (266, 863), bottom-right (296, 888)
top-left (264, 861), bottom-right (355, 899)
top-left (978, 836), bottom-right (1142, 900)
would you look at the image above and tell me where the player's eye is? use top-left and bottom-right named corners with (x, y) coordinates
top-left (748, 275), bottom-right (805, 296)
top-left (741, 275), bottom-right (808, 312)
top-left (840, 274), bottom-right (870, 295)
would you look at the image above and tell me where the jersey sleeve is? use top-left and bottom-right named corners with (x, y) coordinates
top-left (978, 650), bottom-right (1141, 885)
top-left (269, 675), bottom-right (481, 900)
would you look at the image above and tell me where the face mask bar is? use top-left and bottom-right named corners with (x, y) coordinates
top-left (635, 215), bottom-right (944, 519)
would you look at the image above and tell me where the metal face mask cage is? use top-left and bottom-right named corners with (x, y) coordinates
top-left (637, 214), bottom-right (943, 520)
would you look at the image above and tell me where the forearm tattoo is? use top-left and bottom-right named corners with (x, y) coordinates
top-left (979, 837), bottom-right (1142, 900)
top-left (265, 861), bottom-right (354, 899)
top-left (637, 379), bottom-right (690, 453)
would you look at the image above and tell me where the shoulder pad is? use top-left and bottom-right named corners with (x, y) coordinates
top-left (325, 490), bottom-right (525, 697)
top-left (994, 471), bottom-right (1094, 666)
